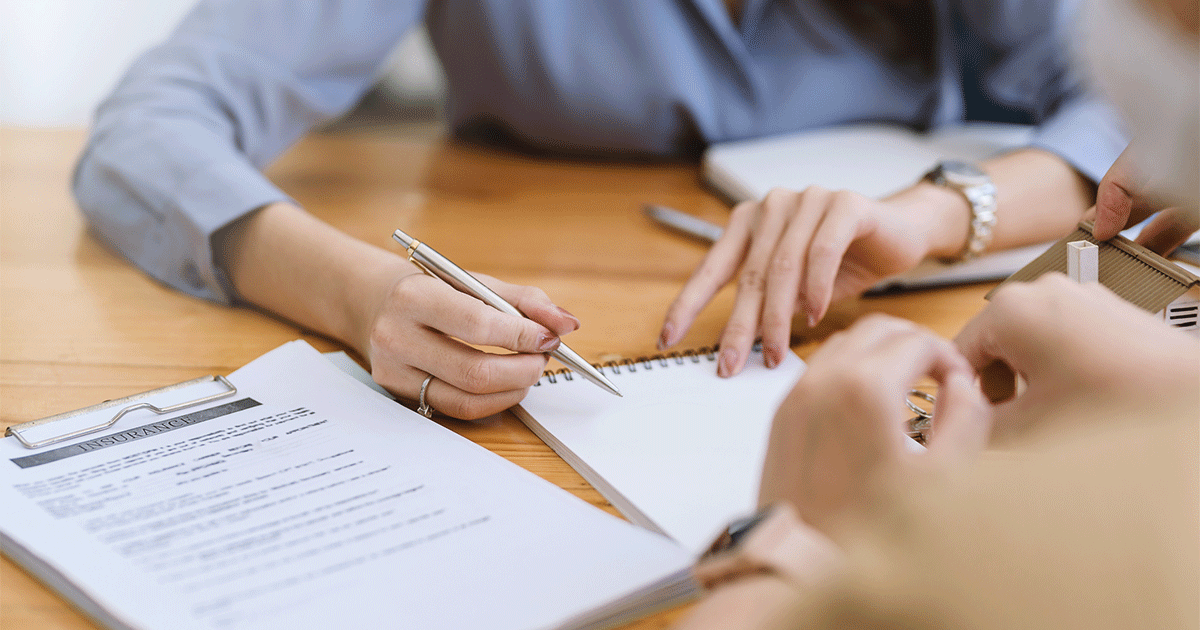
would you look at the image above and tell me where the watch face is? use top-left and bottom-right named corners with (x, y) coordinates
top-left (938, 160), bottom-right (989, 186)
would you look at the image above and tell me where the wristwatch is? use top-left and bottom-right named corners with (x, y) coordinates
top-left (922, 160), bottom-right (997, 261)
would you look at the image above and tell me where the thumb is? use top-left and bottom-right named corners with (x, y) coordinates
top-left (1092, 147), bottom-right (1154, 240)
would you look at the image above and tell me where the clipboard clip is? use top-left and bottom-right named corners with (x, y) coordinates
top-left (6, 375), bottom-right (237, 450)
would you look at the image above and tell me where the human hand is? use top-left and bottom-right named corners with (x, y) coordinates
top-left (659, 187), bottom-right (940, 378)
top-left (677, 504), bottom-right (843, 630)
top-left (360, 266), bottom-right (581, 420)
top-left (759, 315), bottom-right (991, 535)
top-left (954, 273), bottom-right (1200, 442)
top-left (220, 202), bottom-right (581, 421)
top-left (1091, 145), bottom-right (1199, 254)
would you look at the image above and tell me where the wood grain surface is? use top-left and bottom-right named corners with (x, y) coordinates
top-left (0, 126), bottom-right (994, 630)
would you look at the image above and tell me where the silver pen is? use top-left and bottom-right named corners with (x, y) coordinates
top-left (643, 204), bottom-right (724, 243)
top-left (392, 229), bottom-right (622, 397)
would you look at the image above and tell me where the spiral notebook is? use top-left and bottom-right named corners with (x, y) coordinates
top-left (512, 346), bottom-right (807, 555)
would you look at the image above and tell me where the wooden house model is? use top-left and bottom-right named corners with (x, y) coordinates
top-left (988, 221), bottom-right (1200, 334)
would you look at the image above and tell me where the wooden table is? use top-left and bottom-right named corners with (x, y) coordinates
top-left (0, 126), bottom-right (995, 630)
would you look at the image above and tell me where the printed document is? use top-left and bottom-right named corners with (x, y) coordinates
top-left (0, 341), bottom-right (694, 630)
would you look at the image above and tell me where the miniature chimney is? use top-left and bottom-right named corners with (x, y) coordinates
top-left (1067, 240), bottom-right (1098, 283)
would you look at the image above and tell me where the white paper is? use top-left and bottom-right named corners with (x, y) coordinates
top-left (0, 341), bottom-right (693, 630)
top-left (516, 350), bottom-right (807, 555)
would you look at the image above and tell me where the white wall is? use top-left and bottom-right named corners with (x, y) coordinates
top-left (0, 0), bottom-right (445, 128)
top-left (1, 0), bottom-right (197, 127)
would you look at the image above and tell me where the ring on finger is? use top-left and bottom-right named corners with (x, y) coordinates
top-left (417, 375), bottom-right (435, 418)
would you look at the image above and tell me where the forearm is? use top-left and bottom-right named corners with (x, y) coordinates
top-left (74, 0), bottom-right (420, 303)
top-left (981, 148), bottom-right (1096, 250)
top-left (888, 148), bottom-right (1095, 260)
top-left (220, 202), bottom-right (411, 356)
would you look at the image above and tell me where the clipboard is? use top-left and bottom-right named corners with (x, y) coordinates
top-left (5, 375), bottom-right (237, 449)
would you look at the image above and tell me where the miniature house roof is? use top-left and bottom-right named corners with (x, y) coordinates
top-left (987, 221), bottom-right (1200, 313)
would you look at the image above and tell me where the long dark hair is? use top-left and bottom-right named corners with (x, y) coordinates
top-left (821, 0), bottom-right (937, 77)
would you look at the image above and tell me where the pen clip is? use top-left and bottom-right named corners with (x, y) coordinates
top-left (405, 240), bottom-right (436, 278)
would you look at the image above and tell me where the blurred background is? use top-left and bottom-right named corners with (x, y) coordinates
top-left (0, 0), bottom-right (446, 127)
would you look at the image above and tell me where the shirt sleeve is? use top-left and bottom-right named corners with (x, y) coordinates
top-left (73, 0), bottom-right (425, 304)
top-left (958, 0), bottom-right (1128, 183)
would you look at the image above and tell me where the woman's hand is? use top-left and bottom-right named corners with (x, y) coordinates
top-left (759, 315), bottom-right (991, 535)
top-left (659, 149), bottom-right (1096, 379)
top-left (659, 186), bottom-right (949, 378)
top-left (954, 273), bottom-right (1200, 441)
top-left (360, 268), bottom-right (581, 420)
top-left (222, 202), bottom-right (582, 421)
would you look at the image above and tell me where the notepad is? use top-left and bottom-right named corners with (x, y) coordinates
top-left (513, 347), bottom-right (807, 555)
top-left (0, 341), bottom-right (697, 630)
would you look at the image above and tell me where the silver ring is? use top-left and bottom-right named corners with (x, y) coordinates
top-left (905, 389), bottom-right (935, 419)
top-left (417, 375), bottom-right (435, 418)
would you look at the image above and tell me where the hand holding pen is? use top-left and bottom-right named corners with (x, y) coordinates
top-left (355, 229), bottom-right (594, 420)
top-left (382, 230), bottom-right (620, 419)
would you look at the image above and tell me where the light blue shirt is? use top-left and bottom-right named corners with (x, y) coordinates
top-left (74, 0), bottom-right (1126, 304)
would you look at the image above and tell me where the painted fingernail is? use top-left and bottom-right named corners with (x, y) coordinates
top-left (807, 310), bottom-right (818, 328)
top-left (718, 348), bottom-right (739, 378)
top-left (557, 306), bottom-right (581, 331)
top-left (537, 333), bottom-right (561, 353)
top-left (763, 346), bottom-right (781, 369)
top-left (658, 323), bottom-right (675, 350)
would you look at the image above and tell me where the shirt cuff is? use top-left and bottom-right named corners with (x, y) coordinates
top-left (1029, 96), bottom-right (1129, 184)
top-left (169, 160), bottom-right (293, 305)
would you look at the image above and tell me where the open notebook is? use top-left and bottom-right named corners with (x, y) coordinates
top-left (1, 341), bottom-right (697, 630)
top-left (514, 346), bottom-right (807, 555)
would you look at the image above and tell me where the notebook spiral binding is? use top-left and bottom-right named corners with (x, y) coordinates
top-left (534, 342), bottom-right (763, 386)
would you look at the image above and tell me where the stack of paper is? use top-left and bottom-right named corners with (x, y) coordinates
top-left (0, 341), bottom-right (697, 630)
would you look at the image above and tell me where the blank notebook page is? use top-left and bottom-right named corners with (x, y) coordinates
top-left (515, 349), bottom-right (806, 555)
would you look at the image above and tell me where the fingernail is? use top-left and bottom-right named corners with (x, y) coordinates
top-left (557, 306), bottom-right (581, 331)
top-left (807, 309), bottom-right (819, 328)
top-left (763, 346), bottom-right (781, 369)
top-left (718, 348), bottom-right (739, 378)
top-left (658, 323), bottom-right (675, 350)
top-left (537, 333), bottom-right (561, 353)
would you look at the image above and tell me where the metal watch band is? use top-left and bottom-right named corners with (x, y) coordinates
top-left (925, 161), bottom-right (997, 261)
top-left (960, 180), bottom-right (998, 260)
